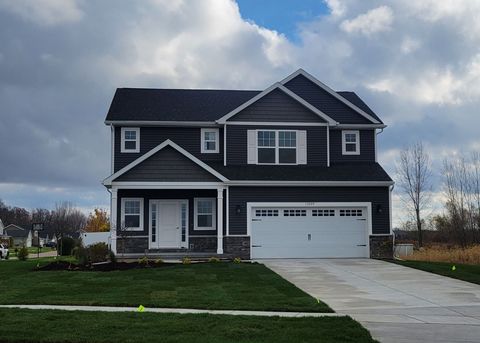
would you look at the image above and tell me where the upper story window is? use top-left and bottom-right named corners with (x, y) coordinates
top-left (257, 130), bottom-right (297, 164)
top-left (201, 128), bottom-right (219, 153)
top-left (342, 130), bottom-right (360, 155)
top-left (121, 127), bottom-right (140, 153)
top-left (121, 198), bottom-right (143, 231)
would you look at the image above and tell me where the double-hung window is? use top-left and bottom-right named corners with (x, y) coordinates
top-left (121, 198), bottom-right (143, 231)
top-left (257, 130), bottom-right (297, 164)
top-left (121, 127), bottom-right (140, 153)
top-left (201, 128), bottom-right (219, 153)
top-left (342, 130), bottom-right (360, 155)
top-left (194, 198), bottom-right (216, 230)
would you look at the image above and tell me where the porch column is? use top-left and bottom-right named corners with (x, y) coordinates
top-left (110, 188), bottom-right (118, 254)
top-left (217, 188), bottom-right (224, 254)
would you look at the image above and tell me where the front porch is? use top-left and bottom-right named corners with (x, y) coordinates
top-left (110, 185), bottom-right (227, 257)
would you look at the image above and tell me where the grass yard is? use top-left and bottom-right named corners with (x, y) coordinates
top-left (392, 260), bottom-right (480, 285)
top-left (0, 308), bottom-right (377, 343)
top-left (0, 259), bottom-right (331, 312)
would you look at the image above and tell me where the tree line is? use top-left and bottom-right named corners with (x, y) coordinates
top-left (397, 143), bottom-right (480, 247)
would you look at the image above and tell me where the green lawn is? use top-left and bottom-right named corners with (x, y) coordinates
top-left (392, 260), bottom-right (480, 285)
top-left (0, 308), bottom-right (377, 343)
top-left (0, 259), bottom-right (331, 312)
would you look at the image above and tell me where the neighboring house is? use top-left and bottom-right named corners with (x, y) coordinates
top-left (102, 69), bottom-right (393, 259)
top-left (4, 224), bottom-right (32, 248)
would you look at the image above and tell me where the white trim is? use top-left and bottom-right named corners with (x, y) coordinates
top-left (200, 128), bottom-right (220, 153)
top-left (226, 180), bottom-right (394, 186)
top-left (110, 189), bottom-right (117, 254)
top-left (106, 120), bottom-right (219, 127)
top-left (389, 184), bottom-right (394, 235)
top-left (226, 187), bottom-right (230, 236)
top-left (342, 130), bottom-right (360, 155)
top-left (335, 124), bottom-right (386, 129)
top-left (374, 129), bottom-right (378, 162)
top-left (194, 198), bottom-right (217, 231)
top-left (103, 139), bottom-right (229, 185)
top-left (326, 125), bottom-right (330, 167)
top-left (216, 83), bottom-right (338, 125)
top-left (111, 182), bottom-right (224, 189)
top-left (280, 69), bottom-right (381, 124)
top-left (223, 124), bottom-right (227, 166)
top-left (111, 125), bottom-right (115, 173)
top-left (224, 121), bottom-right (327, 126)
top-left (120, 197), bottom-right (144, 231)
top-left (120, 127), bottom-right (140, 153)
top-left (246, 201), bottom-right (372, 258)
top-left (149, 199), bottom-right (188, 249)
top-left (217, 189), bottom-right (224, 254)
top-left (255, 129), bottom-right (299, 165)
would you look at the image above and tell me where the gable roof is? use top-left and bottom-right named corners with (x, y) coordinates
top-left (216, 83), bottom-right (337, 125)
top-left (105, 69), bottom-right (383, 125)
top-left (281, 69), bottom-right (381, 124)
top-left (5, 224), bottom-right (31, 238)
top-left (103, 140), bottom-right (228, 185)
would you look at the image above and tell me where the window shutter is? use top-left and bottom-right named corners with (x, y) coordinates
top-left (297, 130), bottom-right (307, 164)
top-left (247, 130), bottom-right (257, 164)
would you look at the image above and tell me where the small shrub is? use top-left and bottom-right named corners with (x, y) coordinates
top-left (59, 237), bottom-right (75, 256)
top-left (208, 256), bottom-right (220, 263)
top-left (138, 256), bottom-right (149, 266)
top-left (109, 250), bottom-right (117, 264)
top-left (17, 246), bottom-right (29, 261)
top-left (73, 246), bottom-right (89, 266)
top-left (182, 256), bottom-right (191, 265)
top-left (233, 257), bottom-right (242, 264)
top-left (88, 243), bottom-right (109, 263)
top-left (155, 258), bottom-right (163, 264)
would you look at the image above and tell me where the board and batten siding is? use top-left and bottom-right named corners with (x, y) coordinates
top-left (227, 125), bottom-right (327, 166)
top-left (329, 129), bottom-right (375, 163)
top-left (228, 186), bottom-right (390, 235)
top-left (228, 88), bottom-right (326, 123)
top-left (115, 146), bottom-right (220, 182)
top-left (114, 127), bottom-right (223, 172)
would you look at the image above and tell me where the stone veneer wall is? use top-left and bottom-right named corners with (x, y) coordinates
top-left (188, 236), bottom-right (217, 252)
top-left (370, 235), bottom-right (393, 259)
top-left (224, 236), bottom-right (250, 260)
top-left (117, 237), bottom-right (148, 254)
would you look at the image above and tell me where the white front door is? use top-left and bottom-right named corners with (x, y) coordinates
top-left (150, 200), bottom-right (188, 249)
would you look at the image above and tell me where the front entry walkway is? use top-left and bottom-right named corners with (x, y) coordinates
top-left (262, 259), bottom-right (480, 343)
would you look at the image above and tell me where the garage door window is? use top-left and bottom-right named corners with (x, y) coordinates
top-left (283, 209), bottom-right (306, 216)
top-left (255, 209), bottom-right (279, 217)
top-left (312, 209), bottom-right (335, 216)
top-left (340, 209), bottom-right (363, 216)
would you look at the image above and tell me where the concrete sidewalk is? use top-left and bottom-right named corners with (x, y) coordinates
top-left (0, 304), bottom-right (345, 318)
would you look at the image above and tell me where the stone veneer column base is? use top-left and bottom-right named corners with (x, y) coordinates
top-left (117, 237), bottom-right (148, 254)
top-left (370, 235), bottom-right (393, 259)
top-left (224, 236), bottom-right (250, 260)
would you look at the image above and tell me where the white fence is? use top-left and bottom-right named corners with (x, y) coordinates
top-left (81, 232), bottom-right (110, 247)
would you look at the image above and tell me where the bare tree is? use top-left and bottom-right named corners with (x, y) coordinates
top-left (396, 142), bottom-right (432, 247)
top-left (51, 202), bottom-right (87, 255)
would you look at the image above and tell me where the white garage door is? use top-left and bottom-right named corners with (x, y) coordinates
top-left (251, 206), bottom-right (369, 258)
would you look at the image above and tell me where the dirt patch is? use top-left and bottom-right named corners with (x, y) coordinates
top-left (36, 260), bottom-right (179, 272)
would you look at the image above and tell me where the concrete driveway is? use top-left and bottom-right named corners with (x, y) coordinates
top-left (262, 259), bottom-right (480, 343)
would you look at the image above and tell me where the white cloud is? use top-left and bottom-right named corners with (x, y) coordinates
top-left (324, 0), bottom-right (346, 18)
top-left (400, 37), bottom-right (420, 54)
top-left (0, 0), bottom-right (83, 26)
top-left (340, 5), bottom-right (393, 35)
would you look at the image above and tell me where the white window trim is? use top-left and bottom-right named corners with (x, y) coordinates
top-left (256, 129), bottom-right (298, 165)
top-left (121, 197), bottom-right (144, 231)
top-left (342, 130), bottom-right (360, 155)
top-left (194, 197), bottom-right (217, 231)
top-left (201, 128), bottom-right (219, 153)
top-left (121, 127), bottom-right (140, 153)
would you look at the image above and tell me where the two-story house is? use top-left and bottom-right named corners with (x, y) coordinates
top-left (103, 69), bottom-right (393, 259)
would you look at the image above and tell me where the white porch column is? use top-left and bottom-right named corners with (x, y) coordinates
top-left (217, 188), bottom-right (224, 254)
top-left (110, 188), bottom-right (118, 255)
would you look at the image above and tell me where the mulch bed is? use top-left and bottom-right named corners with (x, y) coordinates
top-left (36, 260), bottom-right (179, 272)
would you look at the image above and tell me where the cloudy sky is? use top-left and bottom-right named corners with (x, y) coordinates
top-left (0, 0), bottom-right (479, 226)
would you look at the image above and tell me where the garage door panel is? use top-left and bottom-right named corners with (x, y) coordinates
top-left (251, 206), bottom-right (368, 258)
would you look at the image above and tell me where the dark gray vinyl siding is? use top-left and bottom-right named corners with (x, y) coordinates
top-left (114, 127), bottom-right (223, 172)
top-left (228, 186), bottom-right (390, 235)
top-left (226, 125), bottom-right (327, 166)
top-left (228, 88), bottom-right (325, 123)
top-left (330, 129), bottom-right (375, 163)
top-left (117, 189), bottom-right (226, 237)
top-left (115, 146), bottom-right (220, 182)
top-left (284, 75), bottom-right (372, 124)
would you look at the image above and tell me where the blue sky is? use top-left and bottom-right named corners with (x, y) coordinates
top-left (0, 0), bottom-right (479, 227)
top-left (237, 0), bottom-right (329, 40)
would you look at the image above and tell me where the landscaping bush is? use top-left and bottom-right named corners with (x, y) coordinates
top-left (73, 246), bottom-right (89, 266)
top-left (109, 250), bottom-right (116, 264)
top-left (17, 246), bottom-right (29, 261)
top-left (208, 256), bottom-right (220, 263)
top-left (182, 256), bottom-right (191, 265)
top-left (88, 243), bottom-right (109, 263)
top-left (59, 237), bottom-right (75, 256)
top-left (233, 257), bottom-right (242, 264)
top-left (155, 258), bottom-right (163, 264)
top-left (138, 256), bottom-right (149, 266)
